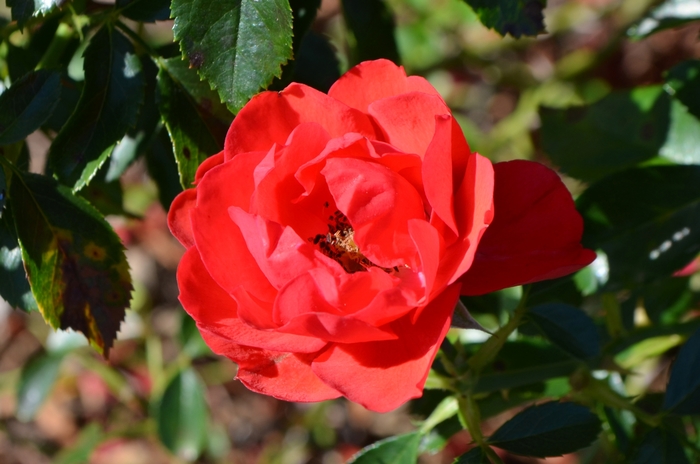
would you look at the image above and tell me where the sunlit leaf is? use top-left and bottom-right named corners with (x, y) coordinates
top-left (0, 70), bottom-right (62, 146)
top-left (6, 0), bottom-right (63, 28)
top-left (663, 327), bottom-right (700, 414)
top-left (348, 432), bottom-right (422, 464)
top-left (50, 26), bottom-right (145, 191)
top-left (171, 0), bottom-right (293, 113)
top-left (462, 0), bottom-right (546, 38)
top-left (156, 368), bottom-right (208, 461)
top-left (6, 167), bottom-right (131, 356)
top-left (487, 402), bottom-right (601, 457)
top-left (628, 0), bottom-right (700, 39)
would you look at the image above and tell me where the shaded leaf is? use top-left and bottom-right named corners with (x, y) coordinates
top-left (0, 206), bottom-right (39, 312)
top-left (291, 32), bottom-right (340, 93)
top-left (348, 432), bottom-right (422, 464)
top-left (171, 0), bottom-right (293, 113)
top-left (16, 352), bottom-right (64, 421)
top-left (156, 57), bottom-right (229, 188)
top-left (156, 368), bottom-right (208, 461)
top-left (50, 26), bottom-right (145, 190)
top-left (289, 0), bottom-right (321, 52)
top-left (528, 303), bottom-right (601, 360)
top-left (665, 60), bottom-right (700, 120)
top-left (663, 327), bottom-right (700, 414)
top-left (578, 166), bottom-right (700, 290)
top-left (630, 428), bottom-right (690, 464)
top-left (0, 70), bottom-right (62, 146)
top-left (116, 0), bottom-right (171, 22)
top-left (145, 127), bottom-right (184, 210)
top-left (540, 86), bottom-right (670, 181)
top-left (342, 0), bottom-right (400, 64)
top-left (629, 0), bottom-right (700, 39)
top-left (463, 0), bottom-right (546, 38)
top-left (454, 447), bottom-right (489, 464)
top-left (6, 0), bottom-right (63, 28)
top-left (7, 167), bottom-right (131, 356)
top-left (487, 402), bottom-right (601, 457)
top-left (44, 77), bottom-right (82, 133)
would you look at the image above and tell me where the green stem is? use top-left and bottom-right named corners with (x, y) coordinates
top-left (458, 394), bottom-right (504, 464)
top-left (578, 375), bottom-right (660, 427)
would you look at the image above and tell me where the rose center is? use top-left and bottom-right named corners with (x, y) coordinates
top-left (310, 210), bottom-right (396, 274)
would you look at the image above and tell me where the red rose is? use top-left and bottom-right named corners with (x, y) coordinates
top-left (168, 60), bottom-right (595, 412)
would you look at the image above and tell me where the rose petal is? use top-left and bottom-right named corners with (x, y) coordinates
top-left (178, 247), bottom-right (326, 353)
top-left (368, 92), bottom-right (451, 156)
top-left (194, 151), bottom-right (225, 184)
top-left (168, 188), bottom-right (197, 248)
top-left (225, 85), bottom-right (376, 160)
top-left (323, 157), bottom-right (426, 267)
top-left (460, 160), bottom-right (596, 295)
top-left (200, 327), bottom-right (341, 402)
top-left (329, 59), bottom-right (442, 112)
top-left (311, 283), bottom-right (461, 413)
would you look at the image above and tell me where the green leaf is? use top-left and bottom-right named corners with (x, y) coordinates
top-left (0, 70), bottom-right (62, 146)
top-left (528, 303), bottom-right (601, 360)
top-left (6, 0), bottom-right (63, 28)
top-left (342, 0), bottom-right (400, 64)
top-left (54, 423), bottom-right (104, 464)
top-left (6, 166), bottom-right (131, 356)
top-left (0, 206), bottom-right (39, 312)
top-left (116, 0), bottom-right (171, 22)
top-left (663, 327), bottom-right (700, 414)
top-left (50, 26), bottom-right (145, 191)
top-left (629, 0), bottom-right (700, 39)
top-left (156, 368), bottom-right (208, 461)
top-left (145, 128), bottom-right (184, 210)
top-left (292, 32), bottom-right (340, 93)
top-left (665, 60), bottom-right (700, 120)
top-left (454, 447), bottom-right (489, 464)
top-left (487, 402), bottom-right (601, 457)
top-left (171, 0), bottom-right (294, 113)
top-left (462, 0), bottom-right (546, 38)
top-left (630, 429), bottom-right (690, 464)
top-left (156, 57), bottom-right (229, 188)
top-left (16, 352), bottom-right (65, 421)
top-left (289, 0), bottom-right (321, 52)
top-left (348, 432), bottom-right (422, 464)
top-left (540, 86), bottom-right (671, 182)
top-left (578, 166), bottom-right (700, 289)
top-left (658, 98), bottom-right (700, 165)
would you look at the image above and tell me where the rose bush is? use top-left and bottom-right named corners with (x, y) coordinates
top-left (168, 60), bottom-right (595, 412)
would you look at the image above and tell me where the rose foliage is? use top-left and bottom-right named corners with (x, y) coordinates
top-left (168, 60), bottom-right (595, 412)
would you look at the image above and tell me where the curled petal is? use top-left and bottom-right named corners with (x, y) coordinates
top-left (460, 160), bottom-right (596, 295)
top-left (168, 188), bottom-right (197, 249)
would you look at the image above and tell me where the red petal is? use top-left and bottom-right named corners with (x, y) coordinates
top-left (328, 59), bottom-right (442, 112)
top-left (194, 151), bottom-right (225, 184)
top-left (224, 85), bottom-right (376, 160)
top-left (311, 283), bottom-right (461, 413)
top-left (168, 188), bottom-right (197, 248)
top-left (323, 157), bottom-right (426, 268)
top-left (192, 154), bottom-right (277, 303)
top-left (178, 247), bottom-right (326, 353)
top-left (460, 160), bottom-right (596, 295)
top-left (368, 92), bottom-right (450, 156)
top-left (200, 328), bottom-right (341, 403)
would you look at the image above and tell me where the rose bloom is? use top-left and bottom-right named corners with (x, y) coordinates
top-left (168, 60), bottom-right (595, 412)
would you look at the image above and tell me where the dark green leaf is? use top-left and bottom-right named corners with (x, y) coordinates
top-left (0, 70), bottom-right (62, 146)
top-left (44, 77), bottom-right (82, 133)
top-left (6, 0), bottom-right (63, 28)
top-left (342, 0), bottom-right (400, 64)
top-left (348, 432), bottom-right (421, 464)
top-left (6, 15), bottom-right (62, 81)
top-left (50, 27), bottom-right (145, 190)
top-left (528, 303), bottom-right (601, 360)
top-left (463, 0), bottom-right (546, 38)
top-left (156, 57), bottom-right (229, 188)
top-left (7, 167), bottom-right (131, 356)
top-left (630, 429), bottom-right (690, 464)
top-left (77, 169), bottom-right (128, 217)
top-left (292, 32), bottom-right (341, 93)
top-left (454, 447), bottom-right (489, 464)
top-left (289, 0), bottom-right (321, 52)
top-left (639, 277), bottom-right (692, 325)
top-left (629, 0), bottom-right (700, 39)
top-left (578, 166), bottom-right (700, 289)
top-left (603, 407), bottom-right (631, 454)
top-left (117, 0), bottom-right (171, 22)
top-left (540, 87), bottom-right (670, 181)
top-left (487, 402), bottom-right (601, 457)
top-left (145, 127), bottom-right (184, 210)
top-left (16, 352), bottom-right (64, 421)
top-left (0, 206), bottom-right (39, 312)
top-left (171, 0), bottom-right (294, 113)
top-left (666, 60), bottom-right (700, 120)
top-left (663, 327), bottom-right (700, 414)
top-left (156, 368), bottom-right (208, 461)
